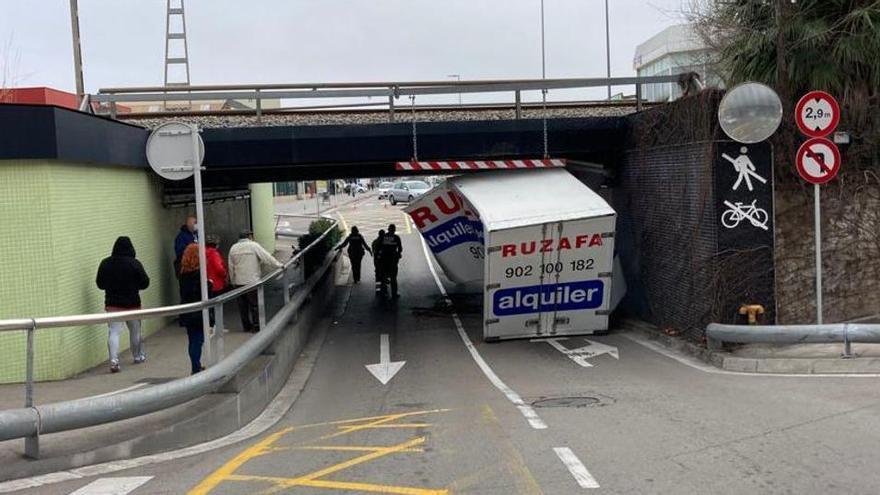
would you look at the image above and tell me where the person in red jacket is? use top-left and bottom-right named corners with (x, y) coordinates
top-left (205, 235), bottom-right (228, 296)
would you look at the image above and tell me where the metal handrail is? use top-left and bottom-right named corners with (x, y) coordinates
top-left (706, 322), bottom-right (880, 358)
top-left (0, 216), bottom-right (338, 333)
top-left (0, 216), bottom-right (341, 455)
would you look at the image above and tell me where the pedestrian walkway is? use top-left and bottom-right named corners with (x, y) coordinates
top-left (0, 242), bottom-right (299, 412)
top-left (0, 315), bottom-right (252, 412)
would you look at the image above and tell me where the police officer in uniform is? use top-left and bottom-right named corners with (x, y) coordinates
top-left (378, 224), bottom-right (403, 298)
top-left (372, 229), bottom-right (385, 293)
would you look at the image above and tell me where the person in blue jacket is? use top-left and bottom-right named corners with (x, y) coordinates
top-left (174, 215), bottom-right (198, 275)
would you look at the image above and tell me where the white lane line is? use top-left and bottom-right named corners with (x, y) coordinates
top-left (419, 235), bottom-right (547, 430)
top-left (554, 447), bottom-right (600, 489)
top-left (68, 476), bottom-right (153, 495)
top-left (85, 383), bottom-right (149, 400)
top-left (622, 332), bottom-right (880, 378)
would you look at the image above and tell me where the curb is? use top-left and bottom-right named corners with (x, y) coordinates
top-left (622, 319), bottom-right (880, 374)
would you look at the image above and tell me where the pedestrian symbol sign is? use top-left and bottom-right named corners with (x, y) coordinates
top-left (795, 90), bottom-right (840, 138)
top-left (796, 137), bottom-right (840, 185)
top-left (723, 147), bottom-right (768, 192)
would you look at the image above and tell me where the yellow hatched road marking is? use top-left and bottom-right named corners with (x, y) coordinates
top-left (187, 409), bottom-right (451, 495)
top-left (224, 437), bottom-right (441, 495)
top-left (287, 445), bottom-right (424, 453)
top-left (187, 427), bottom-right (295, 495)
top-left (228, 476), bottom-right (447, 495)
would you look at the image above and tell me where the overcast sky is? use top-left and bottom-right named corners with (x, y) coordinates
top-left (1, 0), bottom-right (687, 102)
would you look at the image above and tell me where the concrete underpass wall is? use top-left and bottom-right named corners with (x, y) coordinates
top-left (0, 160), bottom-right (270, 383)
top-left (614, 144), bottom-right (718, 340)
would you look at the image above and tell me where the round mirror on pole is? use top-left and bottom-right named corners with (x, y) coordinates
top-left (718, 82), bottom-right (783, 144)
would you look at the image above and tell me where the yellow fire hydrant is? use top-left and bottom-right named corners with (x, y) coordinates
top-left (739, 304), bottom-right (765, 325)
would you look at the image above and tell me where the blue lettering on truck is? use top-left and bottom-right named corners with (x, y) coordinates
top-left (423, 217), bottom-right (484, 253)
top-left (492, 280), bottom-right (604, 316)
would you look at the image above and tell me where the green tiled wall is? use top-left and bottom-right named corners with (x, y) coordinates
top-left (0, 160), bottom-right (183, 382)
top-left (0, 161), bottom-right (274, 383)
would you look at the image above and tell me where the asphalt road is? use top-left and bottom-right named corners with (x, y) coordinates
top-left (14, 200), bottom-right (880, 494)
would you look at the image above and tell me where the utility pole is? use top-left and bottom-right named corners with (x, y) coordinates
top-left (540, 0), bottom-right (546, 81)
top-left (68, 0), bottom-right (85, 104)
top-left (604, 0), bottom-right (611, 100)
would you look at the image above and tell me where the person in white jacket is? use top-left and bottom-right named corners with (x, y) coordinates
top-left (228, 230), bottom-right (282, 332)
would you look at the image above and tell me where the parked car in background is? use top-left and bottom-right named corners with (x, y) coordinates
top-left (377, 181), bottom-right (394, 199)
top-left (343, 183), bottom-right (367, 194)
top-left (388, 180), bottom-right (431, 205)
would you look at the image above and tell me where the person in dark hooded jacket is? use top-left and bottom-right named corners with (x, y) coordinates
top-left (96, 236), bottom-right (150, 373)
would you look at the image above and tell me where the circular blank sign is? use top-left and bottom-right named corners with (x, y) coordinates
top-left (718, 82), bottom-right (783, 144)
top-left (146, 121), bottom-right (205, 181)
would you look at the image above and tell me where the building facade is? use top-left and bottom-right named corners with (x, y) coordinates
top-left (633, 24), bottom-right (722, 103)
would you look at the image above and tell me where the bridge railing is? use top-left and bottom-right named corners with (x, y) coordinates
top-left (0, 215), bottom-right (341, 459)
top-left (89, 74), bottom-right (702, 119)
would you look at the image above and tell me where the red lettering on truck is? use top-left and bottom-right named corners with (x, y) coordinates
top-left (409, 191), bottom-right (465, 229)
top-left (501, 234), bottom-right (603, 257)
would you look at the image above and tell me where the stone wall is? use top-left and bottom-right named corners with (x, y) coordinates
top-left (775, 180), bottom-right (880, 324)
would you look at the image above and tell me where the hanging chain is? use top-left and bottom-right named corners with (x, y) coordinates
top-left (541, 88), bottom-right (549, 159)
top-left (410, 95), bottom-right (418, 162)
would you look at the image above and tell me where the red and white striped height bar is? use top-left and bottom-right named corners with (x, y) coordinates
top-left (395, 158), bottom-right (566, 171)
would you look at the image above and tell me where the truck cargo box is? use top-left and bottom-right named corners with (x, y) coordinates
top-left (407, 168), bottom-right (616, 340)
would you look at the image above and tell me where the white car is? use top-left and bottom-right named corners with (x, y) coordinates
top-left (388, 180), bottom-right (431, 205)
top-left (377, 181), bottom-right (394, 199)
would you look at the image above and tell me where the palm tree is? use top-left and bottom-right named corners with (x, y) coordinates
top-left (690, 0), bottom-right (880, 170)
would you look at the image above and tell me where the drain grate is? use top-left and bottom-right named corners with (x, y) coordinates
top-left (532, 396), bottom-right (602, 408)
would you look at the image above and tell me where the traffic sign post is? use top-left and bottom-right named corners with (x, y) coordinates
top-left (795, 91), bottom-right (841, 325)
top-left (146, 122), bottom-right (217, 363)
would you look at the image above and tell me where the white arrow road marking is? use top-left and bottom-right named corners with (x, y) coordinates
top-left (365, 334), bottom-right (406, 385)
top-left (554, 447), bottom-right (600, 489)
top-left (532, 338), bottom-right (619, 367)
top-left (68, 477), bottom-right (153, 495)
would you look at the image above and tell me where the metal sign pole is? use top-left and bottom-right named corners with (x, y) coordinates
top-left (190, 124), bottom-right (213, 364)
top-left (814, 183), bottom-right (823, 324)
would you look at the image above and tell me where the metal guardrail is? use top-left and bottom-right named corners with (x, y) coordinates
top-left (0, 216), bottom-right (340, 458)
top-left (706, 323), bottom-right (880, 358)
top-left (90, 74), bottom-right (701, 119)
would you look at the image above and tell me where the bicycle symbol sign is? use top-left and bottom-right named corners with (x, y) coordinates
top-left (722, 200), bottom-right (769, 231)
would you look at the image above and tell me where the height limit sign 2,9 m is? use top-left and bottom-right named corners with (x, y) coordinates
top-left (795, 90), bottom-right (842, 325)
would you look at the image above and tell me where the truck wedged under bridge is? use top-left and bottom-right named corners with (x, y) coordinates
top-left (406, 168), bottom-right (623, 341)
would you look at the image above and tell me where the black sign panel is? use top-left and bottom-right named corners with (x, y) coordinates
top-left (714, 141), bottom-right (775, 323)
top-left (715, 142), bottom-right (774, 250)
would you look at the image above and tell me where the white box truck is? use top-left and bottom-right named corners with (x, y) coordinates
top-left (407, 168), bottom-right (617, 340)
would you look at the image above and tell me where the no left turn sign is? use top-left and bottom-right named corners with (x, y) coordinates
top-left (796, 137), bottom-right (840, 185)
top-left (795, 90), bottom-right (840, 138)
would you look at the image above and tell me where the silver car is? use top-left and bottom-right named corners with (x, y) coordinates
top-left (388, 180), bottom-right (431, 205)
top-left (377, 181), bottom-right (394, 199)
